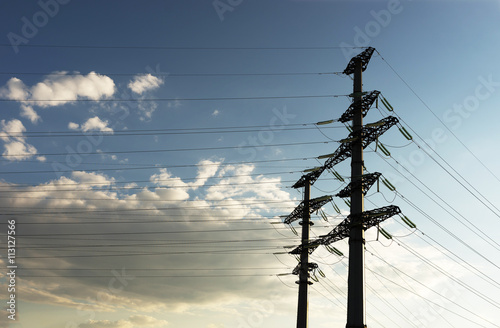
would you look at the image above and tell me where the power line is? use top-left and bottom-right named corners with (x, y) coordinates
top-left (0, 71), bottom-right (342, 77)
top-left (382, 106), bottom-right (500, 219)
top-left (3, 125), bottom-right (344, 138)
top-left (0, 140), bottom-right (335, 158)
top-left (16, 247), bottom-right (287, 259)
top-left (14, 226), bottom-right (331, 237)
top-left (0, 94), bottom-right (347, 103)
top-left (375, 49), bottom-right (500, 185)
top-left (0, 44), bottom-right (362, 50)
top-left (0, 171), bottom-right (318, 193)
top-left (10, 267), bottom-right (290, 271)
top-left (366, 266), bottom-right (496, 328)
top-left (390, 239), bottom-right (500, 310)
top-left (0, 154), bottom-right (318, 168)
top-left (373, 151), bottom-right (500, 257)
top-left (364, 197), bottom-right (500, 290)
top-left (0, 157), bottom-right (318, 176)
top-left (18, 273), bottom-right (281, 278)
top-left (9, 237), bottom-right (298, 249)
top-left (0, 201), bottom-right (300, 215)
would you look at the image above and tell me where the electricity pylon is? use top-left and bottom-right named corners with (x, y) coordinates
top-left (285, 47), bottom-right (401, 328)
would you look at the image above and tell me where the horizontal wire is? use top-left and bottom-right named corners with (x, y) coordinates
top-left (2, 125), bottom-right (343, 138)
top-left (0, 154), bottom-right (318, 169)
top-left (9, 237), bottom-right (298, 248)
top-left (17, 274), bottom-right (280, 278)
top-left (4, 122), bottom-right (319, 135)
top-left (13, 225), bottom-right (329, 237)
top-left (0, 71), bottom-right (342, 77)
top-left (9, 267), bottom-right (289, 271)
top-left (0, 200), bottom-right (298, 214)
top-left (0, 193), bottom-right (296, 202)
top-left (0, 44), bottom-right (363, 50)
top-left (15, 247), bottom-right (285, 259)
top-left (0, 94), bottom-right (348, 103)
top-left (0, 140), bottom-right (334, 158)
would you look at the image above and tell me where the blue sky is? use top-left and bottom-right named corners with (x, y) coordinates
top-left (1, 1), bottom-right (500, 327)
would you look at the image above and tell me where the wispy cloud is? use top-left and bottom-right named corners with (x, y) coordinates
top-left (0, 119), bottom-right (41, 161)
top-left (78, 315), bottom-right (168, 328)
top-left (68, 116), bottom-right (114, 133)
top-left (128, 73), bottom-right (164, 95)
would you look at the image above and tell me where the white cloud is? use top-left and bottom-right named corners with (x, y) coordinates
top-left (78, 320), bottom-right (133, 328)
top-left (127, 74), bottom-right (165, 120)
top-left (167, 99), bottom-right (181, 108)
top-left (29, 72), bottom-right (116, 107)
top-left (0, 119), bottom-right (39, 161)
top-left (69, 116), bottom-right (114, 133)
top-left (81, 116), bottom-right (114, 133)
top-left (0, 161), bottom-right (297, 312)
top-left (0, 72), bottom-right (116, 120)
top-left (20, 104), bottom-right (41, 124)
top-left (0, 159), bottom-right (473, 328)
top-left (129, 315), bottom-right (168, 326)
top-left (212, 109), bottom-right (220, 116)
top-left (68, 122), bottom-right (80, 130)
top-left (150, 159), bottom-right (222, 190)
top-left (71, 171), bottom-right (115, 186)
top-left (128, 73), bottom-right (164, 94)
top-left (0, 77), bottom-right (28, 100)
top-left (138, 101), bottom-right (158, 121)
top-left (79, 315), bottom-right (168, 328)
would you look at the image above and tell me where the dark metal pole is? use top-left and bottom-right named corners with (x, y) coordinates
top-left (346, 59), bottom-right (366, 328)
top-left (297, 177), bottom-right (311, 328)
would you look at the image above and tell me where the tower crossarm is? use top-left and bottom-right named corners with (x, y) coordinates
top-left (289, 239), bottom-right (322, 255)
top-left (317, 218), bottom-right (351, 246)
top-left (283, 195), bottom-right (333, 224)
top-left (290, 218), bottom-right (350, 254)
top-left (357, 116), bottom-right (399, 148)
top-left (292, 116), bottom-right (397, 190)
top-left (343, 47), bottom-right (376, 75)
top-left (292, 262), bottom-right (319, 276)
top-left (336, 172), bottom-right (381, 198)
top-left (293, 142), bottom-right (352, 189)
top-left (290, 205), bottom-right (401, 254)
top-left (338, 90), bottom-right (380, 123)
top-left (352, 205), bottom-right (401, 229)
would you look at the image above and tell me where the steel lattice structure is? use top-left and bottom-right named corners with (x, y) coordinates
top-left (292, 116), bottom-right (399, 189)
top-left (343, 47), bottom-right (376, 75)
top-left (338, 90), bottom-right (380, 123)
top-left (292, 262), bottom-right (318, 276)
top-left (283, 195), bottom-right (333, 224)
top-left (336, 172), bottom-right (381, 198)
top-left (289, 205), bottom-right (401, 255)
